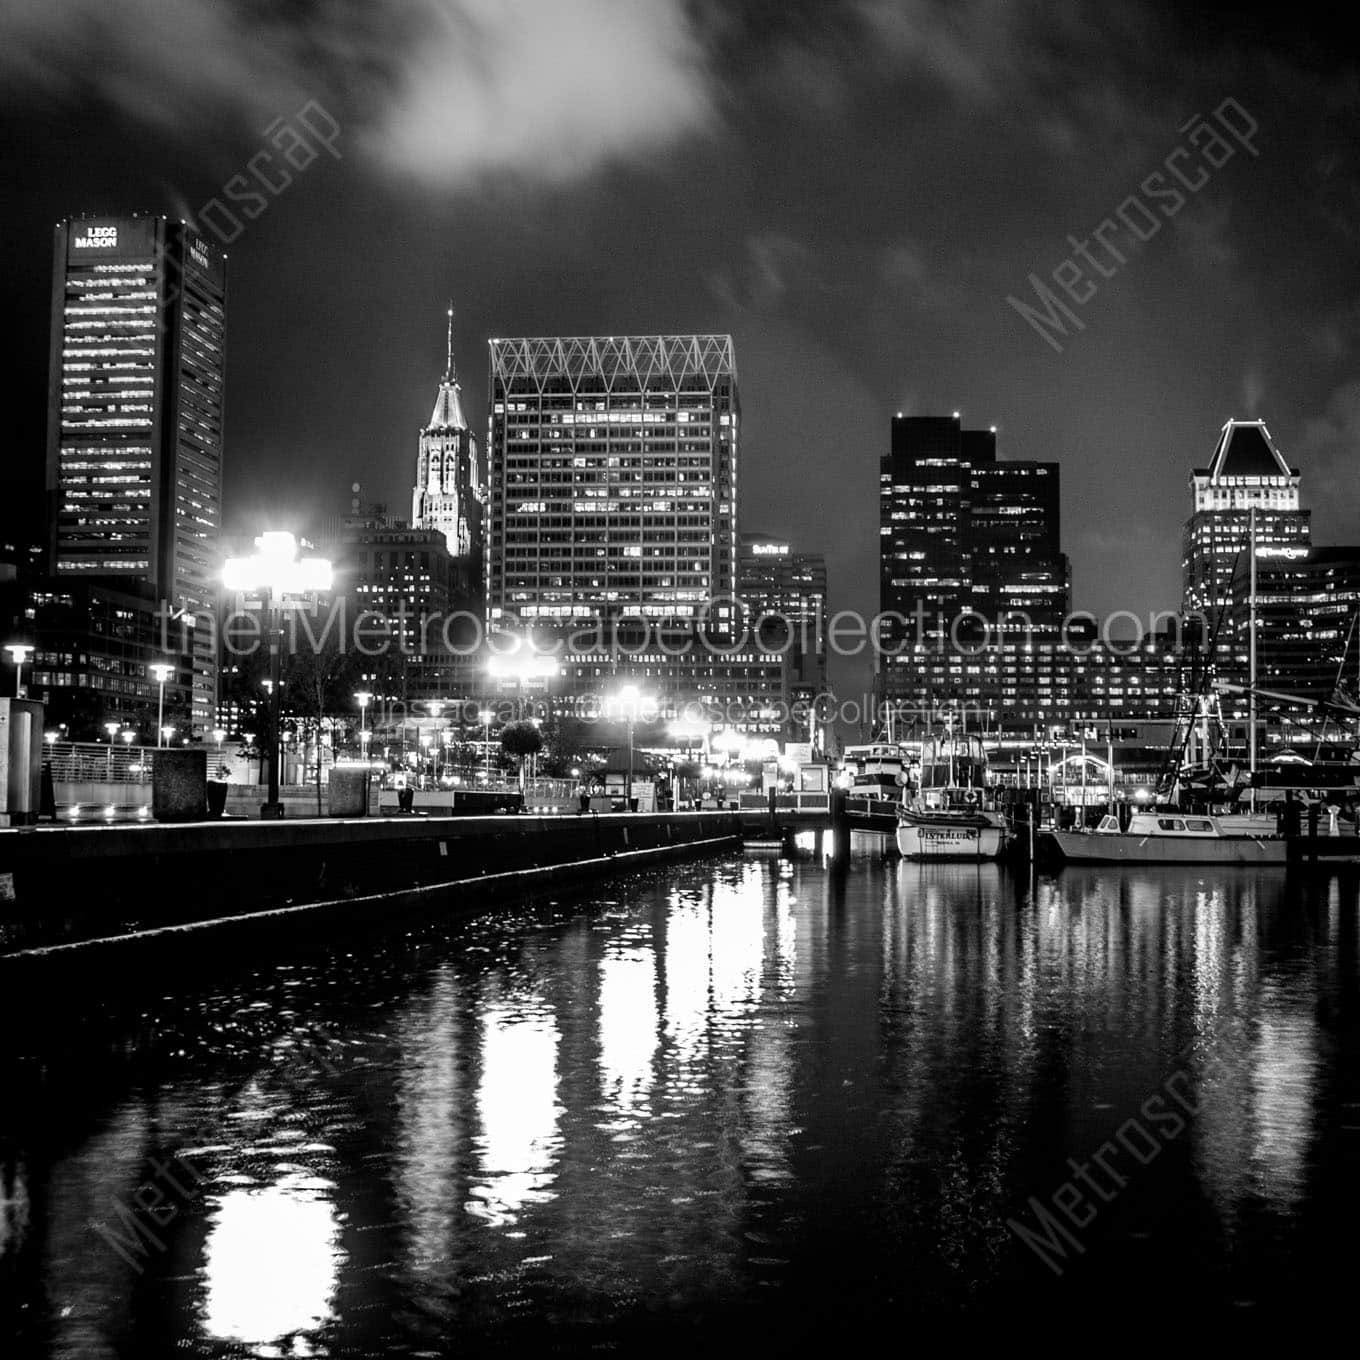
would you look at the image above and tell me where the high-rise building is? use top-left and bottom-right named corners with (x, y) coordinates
top-left (1182, 419), bottom-right (1311, 621)
top-left (1228, 546), bottom-right (1360, 714)
top-left (486, 335), bottom-right (739, 628)
top-left (411, 308), bottom-right (484, 591)
top-left (878, 414), bottom-right (1069, 718)
top-left (45, 214), bottom-right (227, 735)
top-left (739, 532), bottom-right (828, 720)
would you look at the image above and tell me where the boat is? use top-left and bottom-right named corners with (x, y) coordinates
top-left (1042, 810), bottom-right (1287, 864)
top-left (840, 742), bottom-right (907, 801)
top-left (896, 729), bottom-right (1006, 860)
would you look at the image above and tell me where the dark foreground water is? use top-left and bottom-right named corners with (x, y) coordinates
top-left (2, 855), bottom-right (1359, 1354)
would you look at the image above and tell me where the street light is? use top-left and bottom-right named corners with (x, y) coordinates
top-left (612, 684), bottom-right (646, 799)
top-left (104, 720), bottom-right (120, 778)
top-left (355, 690), bottom-right (372, 758)
top-left (161, 725), bottom-right (176, 746)
top-left (224, 532), bottom-right (333, 818)
top-left (478, 707), bottom-right (494, 782)
top-left (149, 662), bottom-right (174, 747)
top-left (5, 643), bottom-right (34, 698)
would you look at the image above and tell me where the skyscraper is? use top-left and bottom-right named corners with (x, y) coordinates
top-left (45, 214), bottom-right (227, 734)
top-left (1182, 419), bottom-right (1311, 622)
top-left (411, 307), bottom-right (483, 591)
top-left (486, 335), bottom-right (738, 628)
top-left (878, 414), bottom-right (1069, 720)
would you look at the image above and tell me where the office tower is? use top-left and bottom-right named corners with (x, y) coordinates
top-left (739, 530), bottom-right (827, 689)
top-left (412, 308), bottom-right (484, 591)
top-left (1229, 546), bottom-right (1360, 714)
top-left (325, 495), bottom-right (480, 703)
top-left (486, 335), bottom-right (738, 628)
top-left (45, 214), bottom-right (227, 735)
top-left (878, 414), bottom-right (1069, 722)
top-left (1182, 419), bottom-right (1311, 621)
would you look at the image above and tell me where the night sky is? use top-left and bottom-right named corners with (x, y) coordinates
top-left (3, 1), bottom-right (1358, 672)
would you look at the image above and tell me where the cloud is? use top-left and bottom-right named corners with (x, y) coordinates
top-left (0, 0), bottom-right (717, 187)
top-left (705, 232), bottom-right (815, 313)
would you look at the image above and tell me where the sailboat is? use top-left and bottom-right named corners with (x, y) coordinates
top-left (1045, 508), bottom-right (1288, 864)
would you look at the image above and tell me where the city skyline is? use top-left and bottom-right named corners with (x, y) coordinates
top-left (3, 2), bottom-right (1359, 659)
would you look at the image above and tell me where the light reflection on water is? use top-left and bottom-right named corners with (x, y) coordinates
top-left (1, 857), bottom-right (1357, 1350)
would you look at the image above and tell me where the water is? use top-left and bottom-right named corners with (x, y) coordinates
top-left (2, 856), bottom-right (1358, 1353)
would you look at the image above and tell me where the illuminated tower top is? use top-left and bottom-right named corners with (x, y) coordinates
top-left (412, 304), bottom-right (483, 576)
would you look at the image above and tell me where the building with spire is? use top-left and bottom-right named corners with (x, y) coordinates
top-left (412, 306), bottom-right (484, 595)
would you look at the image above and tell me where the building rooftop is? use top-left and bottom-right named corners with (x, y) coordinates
top-left (1197, 418), bottom-right (1296, 480)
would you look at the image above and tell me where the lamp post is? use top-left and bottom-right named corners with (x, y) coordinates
top-left (104, 721), bottom-right (120, 778)
top-left (224, 532), bottom-right (332, 819)
top-left (242, 731), bottom-right (256, 786)
top-left (613, 684), bottom-right (643, 800)
top-left (5, 643), bottom-right (34, 699)
top-left (355, 690), bottom-right (372, 760)
top-left (149, 662), bottom-right (174, 747)
top-left (478, 708), bottom-right (494, 782)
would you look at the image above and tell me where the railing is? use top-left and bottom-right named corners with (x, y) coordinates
top-left (44, 741), bottom-right (159, 785)
top-left (737, 791), bottom-right (832, 813)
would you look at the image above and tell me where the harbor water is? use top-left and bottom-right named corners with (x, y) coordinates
top-left (1, 855), bottom-right (1358, 1352)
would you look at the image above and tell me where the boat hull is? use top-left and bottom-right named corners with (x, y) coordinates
top-left (1043, 829), bottom-right (1287, 865)
top-left (896, 820), bottom-right (1004, 860)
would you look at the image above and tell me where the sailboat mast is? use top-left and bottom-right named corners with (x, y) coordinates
top-left (1248, 507), bottom-right (1258, 811)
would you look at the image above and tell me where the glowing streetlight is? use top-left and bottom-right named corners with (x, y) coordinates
top-left (223, 531), bottom-right (333, 818)
top-left (160, 725), bottom-right (176, 745)
top-left (5, 643), bottom-right (34, 698)
top-left (355, 690), bottom-right (372, 756)
top-left (478, 707), bottom-right (494, 782)
top-left (149, 662), bottom-right (174, 747)
top-left (611, 684), bottom-right (650, 800)
top-left (104, 720), bottom-right (120, 778)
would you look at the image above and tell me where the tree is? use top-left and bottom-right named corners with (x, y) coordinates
top-left (283, 615), bottom-right (361, 813)
top-left (500, 720), bottom-right (544, 787)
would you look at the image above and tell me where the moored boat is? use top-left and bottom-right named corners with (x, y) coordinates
top-left (1043, 811), bottom-right (1287, 864)
top-left (895, 729), bottom-right (1006, 860)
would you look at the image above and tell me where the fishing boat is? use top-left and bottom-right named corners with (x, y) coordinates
top-left (896, 729), bottom-right (1006, 860)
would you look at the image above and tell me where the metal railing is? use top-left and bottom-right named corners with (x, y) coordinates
top-left (44, 741), bottom-right (159, 785)
top-left (737, 791), bottom-right (832, 813)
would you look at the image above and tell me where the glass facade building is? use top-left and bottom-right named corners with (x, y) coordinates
top-left (486, 336), bottom-right (738, 628)
top-left (878, 414), bottom-right (1070, 721)
top-left (45, 214), bottom-right (227, 735)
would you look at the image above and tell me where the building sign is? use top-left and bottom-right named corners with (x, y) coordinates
top-left (751, 542), bottom-right (788, 556)
top-left (189, 238), bottom-right (211, 271)
top-left (72, 224), bottom-right (118, 250)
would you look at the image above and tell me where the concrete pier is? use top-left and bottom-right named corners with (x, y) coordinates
top-left (0, 810), bottom-right (742, 964)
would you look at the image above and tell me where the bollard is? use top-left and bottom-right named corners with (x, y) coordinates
top-left (153, 748), bottom-right (208, 822)
top-left (328, 765), bottom-right (369, 817)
